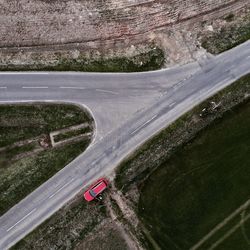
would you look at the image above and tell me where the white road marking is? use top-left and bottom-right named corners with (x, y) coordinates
top-left (22, 86), bottom-right (48, 89)
top-left (0, 87), bottom-right (7, 89)
top-left (49, 178), bottom-right (75, 199)
top-left (6, 208), bottom-right (37, 232)
top-left (176, 80), bottom-right (185, 86)
top-left (169, 102), bottom-right (176, 107)
top-left (0, 72), bottom-right (49, 75)
top-left (96, 89), bottom-right (118, 94)
top-left (130, 115), bottom-right (157, 135)
top-left (59, 86), bottom-right (85, 90)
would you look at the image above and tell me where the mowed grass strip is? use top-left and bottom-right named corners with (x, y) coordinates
top-left (0, 103), bottom-right (93, 216)
top-left (138, 100), bottom-right (250, 250)
top-left (0, 143), bottom-right (36, 162)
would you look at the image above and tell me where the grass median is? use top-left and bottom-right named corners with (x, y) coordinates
top-left (0, 103), bottom-right (94, 216)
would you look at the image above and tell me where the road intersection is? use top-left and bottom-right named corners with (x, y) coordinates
top-left (0, 41), bottom-right (250, 249)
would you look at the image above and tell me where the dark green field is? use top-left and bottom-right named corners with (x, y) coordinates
top-left (139, 100), bottom-right (250, 250)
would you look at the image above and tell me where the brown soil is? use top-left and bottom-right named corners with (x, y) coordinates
top-left (75, 219), bottom-right (131, 250)
top-left (0, 0), bottom-right (249, 69)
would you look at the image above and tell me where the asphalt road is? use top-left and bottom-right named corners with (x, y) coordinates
top-left (0, 40), bottom-right (250, 249)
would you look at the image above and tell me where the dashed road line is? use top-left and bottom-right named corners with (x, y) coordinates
top-left (59, 86), bottom-right (86, 90)
top-left (96, 89), bottom-right (118, 94)
top-left (169, 102), bottom-right (176, 107)
top-left (130, 115), bottom-right (157, 135)
top-left (0, 87), bottom-right (7, 89)
top-left (0, 72), bottom-right (49, 75)
top-left (6, 208), bottom-right (37, 232)
top-left (22, 86), bottom-right (48, 89)
top-left (48, 178), bottom-right (75, 199)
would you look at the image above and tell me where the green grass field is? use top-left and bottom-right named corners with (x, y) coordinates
top-left (139, 100), bottom-right (250, 250)
top-left (0, 103), bottom-right (92, 147)
top-left (0, 103), bottom-right (93, 216)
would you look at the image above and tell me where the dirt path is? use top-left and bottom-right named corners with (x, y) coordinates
top-left (105, 189), bottom-right (143, 250)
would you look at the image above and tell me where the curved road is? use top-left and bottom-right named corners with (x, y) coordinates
top-left (0, 41), bottom-right (250, 249)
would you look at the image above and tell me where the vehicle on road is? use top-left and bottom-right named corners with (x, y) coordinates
top-left (83, 178), bottom-right (108, 201)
